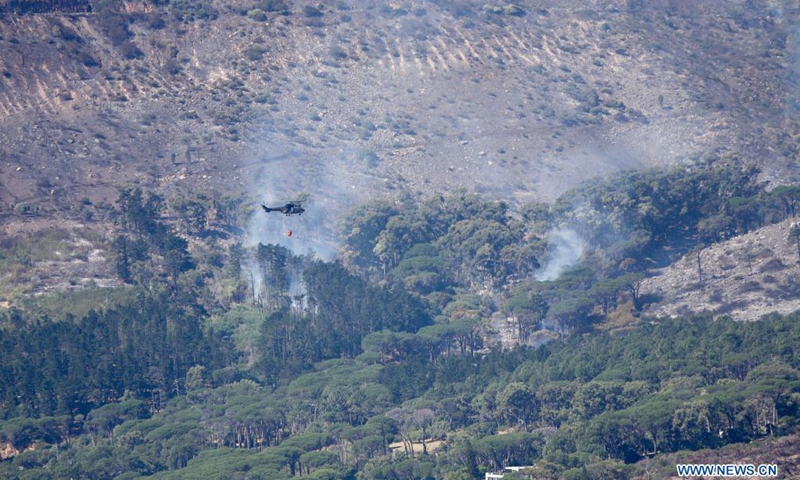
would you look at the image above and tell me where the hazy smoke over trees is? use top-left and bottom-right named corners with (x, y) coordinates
top-left (534, 229), bottom-right (585, 281)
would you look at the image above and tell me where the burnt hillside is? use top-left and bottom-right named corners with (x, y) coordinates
top-left (1, 0), bottom-right (799, 234)
top-left (0, 0), bottom-right (90, 15)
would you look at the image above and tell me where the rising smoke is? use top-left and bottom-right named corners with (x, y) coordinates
top-left (534, 228), bottom-right (585, 281)
top-left (244, 159), bottom-right (324, 308)
top-left (241, 145), bottom-right (377, 307)
top-left (243, 148), bottom-right (370, 261)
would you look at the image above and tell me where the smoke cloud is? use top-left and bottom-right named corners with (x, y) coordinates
top-left (243, 161), bottom-right (334, 261)
top-left (534, 228), bottom-right (585, 281)
top-left (239, 143), bottom-right (380, 308)
top-left (242, 146), bottom-right (375, 261)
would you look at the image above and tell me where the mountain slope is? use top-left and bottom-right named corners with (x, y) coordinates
top-left (1, 0), bottom-right (799, 233)
top-left (643, 217), bottom-right (800, 321)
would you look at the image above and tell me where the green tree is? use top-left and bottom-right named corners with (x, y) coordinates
top-left (547, 295), bottom-right (594, 334)
top-left (299, 450), bottom-right (339, 475)
top-left (506, 293), bottom-right (547, 341)
top-left (185, 365), bottom-right (208, 391)
top-left (789, 223), bottom-right (800, 261)
top-left (588, 278), bottom-right (622, 315)
top-left (618, 272), bottom-right (645, 310)
top-left (771, 185), bottom-right (800, 219)
top-left (497, 383), bottom-right (538, 430)
top-left (339, 201), bottom-right (399, 272)
top-left (255, 243), bottom-right (291, 310)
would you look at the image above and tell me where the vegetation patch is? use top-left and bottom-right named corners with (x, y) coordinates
top-left (0, 228), bottom-right (96, 299)
top-left (482, 4), bottom-right (526, 16)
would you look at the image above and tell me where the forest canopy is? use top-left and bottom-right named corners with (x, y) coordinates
top-left (2, 160), bottom-right (800, 479)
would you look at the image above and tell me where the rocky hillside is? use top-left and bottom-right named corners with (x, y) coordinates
top-left (1, 0), bottom-right (800, 233)
top-left (633, 433), bottom-right (800, 479)
top-left (643, 218), bottom-right (800, 321)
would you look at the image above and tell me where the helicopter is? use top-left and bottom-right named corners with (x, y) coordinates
top-left (261, 201), bottom-right (305, 216)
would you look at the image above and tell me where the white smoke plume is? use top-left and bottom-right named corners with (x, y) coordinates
top-left (244, 167), bottom-right (338, 261)
top-left (240, 145), bottom-right (375, 308)
top-left (242, 147), bottom-right (371, 261)
top-left (243, 162), bottom-right (323, 309)
top-left (534, 228), bottom-right (585, 281)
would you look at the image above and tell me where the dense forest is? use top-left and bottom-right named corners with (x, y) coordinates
top-left (2, 159), bottom-right (800, 479)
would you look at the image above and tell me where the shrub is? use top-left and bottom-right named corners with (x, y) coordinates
top-left (79, 51), bottom-right (100, 67)
top-left (246, 8), bottom-right (267, 21)
top-left (737, 280), bottom-right (762, 293)
top-left (759, 258), bottom-right (786, 273)
top-left (164, 59), bottom-right (181, 75)
top-left (504, 5), bottom-right (526, 16)
top-left (261, 0), bottom-right (289, 13)
top-left (482, 4), bottom-right (526, 16)
top-left (148, 15), bottom-right (166, 29)
top-left (119, 42), bottom-right (143, 60)
top-left (303, 5), bottom-right (323, 17)
top-left (244, 46), bottom-right (266, 61)
top-left (329, 45), bottom-right (348, 60)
